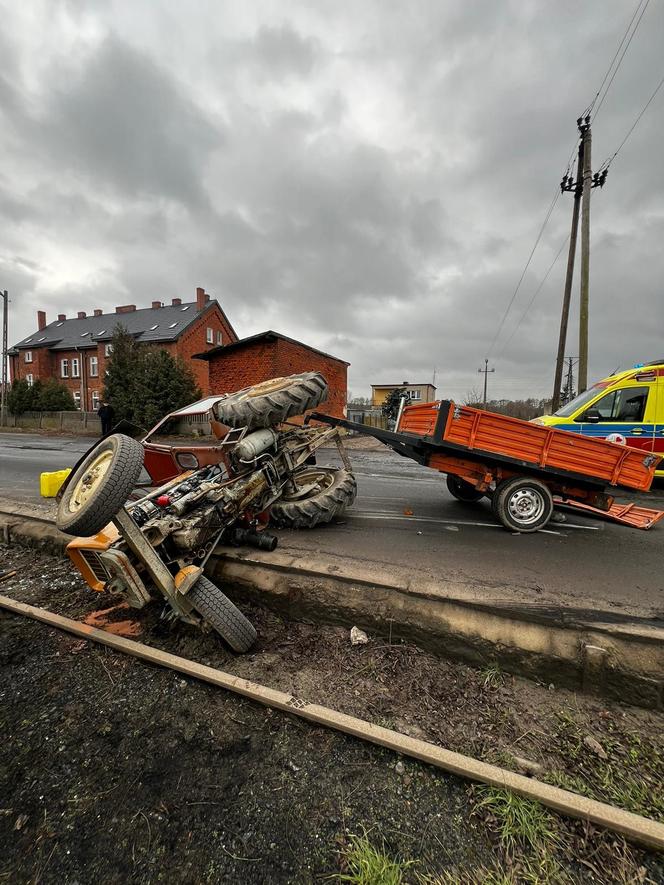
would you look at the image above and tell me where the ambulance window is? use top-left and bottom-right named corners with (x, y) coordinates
top-left (582, 386), bottom-right (649, 422)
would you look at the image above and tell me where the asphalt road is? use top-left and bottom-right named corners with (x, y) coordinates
top-left (1, 431), bottom-right (663, 617)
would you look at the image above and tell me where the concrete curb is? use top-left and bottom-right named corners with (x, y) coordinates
top-left (0, 513), bottom-right (69, 557)
top-left (2, 510), bottom-right (662, 710)
top-left (210, 547), bottom-right (664, 711)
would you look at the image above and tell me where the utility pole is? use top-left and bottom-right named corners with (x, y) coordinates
top-left (1, 290), bottom-right (8, 427)
top-left (561, 356), bottom-right (577, 406)
top-left (578, 117), bottom-right (592, 393)
top-left (553, 116), bottom-right (608, 404)
top-left (552, 135), bottom-right (584, 412)
top-left (478, 358), bottom-right (495, 409)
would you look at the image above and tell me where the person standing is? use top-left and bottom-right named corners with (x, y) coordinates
top-left (97, 401), bottom-right (115, 436)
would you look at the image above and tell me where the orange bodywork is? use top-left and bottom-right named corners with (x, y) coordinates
top-left (399, 401), bottom-right (660, 492)
top-left (66, 525), bottom-right (118, 592)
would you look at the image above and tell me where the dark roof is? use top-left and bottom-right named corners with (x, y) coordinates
top-left (371, 382), bottom-right (437, 389)
top-left (10, 300), bottom-right (234, 353)
top-left (192, 330), bottom-right (350, 366)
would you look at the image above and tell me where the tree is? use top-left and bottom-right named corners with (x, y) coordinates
top-left (38, 379), bottom-right (76, 411)
top-left (134, 350), bottom-right (202, 429)
top-left (103, 326), bottom-right (202, 429)
top-left (103, 325), bottom-right (141, 424)
top-left (8, 378), bottom-right (76, 414)
top-left (7, 379), bottom-right (34, 415)
top-left (382, 387), bottom-right (410, 421)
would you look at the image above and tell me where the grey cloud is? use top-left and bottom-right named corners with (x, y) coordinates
top-left (1, 1), bottom-right (662, 401)
top-left (42, 36), bottom-right (222, 208)
top-left (252, 24), bottom-right (321, 77)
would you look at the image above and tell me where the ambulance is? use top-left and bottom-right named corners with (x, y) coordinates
top-left (533, 359), bottom-right (664, 477)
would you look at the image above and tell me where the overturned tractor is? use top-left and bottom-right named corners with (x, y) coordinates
top-left (56, 373), bottom-right (355, 653)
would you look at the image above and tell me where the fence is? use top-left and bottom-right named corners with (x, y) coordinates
top-left (0, 410), bottom-right (101, 433)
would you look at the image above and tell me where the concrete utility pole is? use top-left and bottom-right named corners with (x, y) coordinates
top-left (552, 136), bottom-right (584, 412)
top-left (1, 290), bottom-right (8, 426)
top-left (578, 117), bottom-right (592, 393)
top-left (478, 358), bottom-right (495, 409)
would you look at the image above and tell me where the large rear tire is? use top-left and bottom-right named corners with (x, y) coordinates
top-left (271, 466), bottom-right (357, 528)
top-left (188, 576), bottom-right (256, 653)
top-left (56, 434), bottom-right (144, 536)
top-left (446, 474), bottom-right (485, 503)
top-left (492, 476), bottom-right (553, 533)
top-left (213, 372), bottom-right (328, 431)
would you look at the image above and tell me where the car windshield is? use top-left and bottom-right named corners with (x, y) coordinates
top-left (145, 411), bottom-right (218, 444)
top-left (554, 385), bottom-right (605, 417)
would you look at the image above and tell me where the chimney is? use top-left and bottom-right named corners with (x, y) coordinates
top-left (172, 298), bottom-right (182, 306)
top-left (196, 287), bottom-right (206, 310)
top-left (115, 304), bottom-right (137, 314)
top-left (77, 311), bottom-right (87, 319)
top-left (57, 314), bottom-right (66, 322)
top-left (152, 300), bottom-right (162, 309)
top-left (37, 310), bottom-right (47, 330)
top-left (93, 309), bottom-right (103, 317)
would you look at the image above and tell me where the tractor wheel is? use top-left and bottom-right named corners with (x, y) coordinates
top-left (271, 467), bottom-right (357, 528)
top-left (446, 474), bottom-right (485, 503)
top-left (214, 372), bottom-right (328, 431)
top-left (188, 575), bottom-right (256, 653)
top-left (56, 434), bottom-right (144, 537)
top-left (492, 476), bottom-right (553, 533)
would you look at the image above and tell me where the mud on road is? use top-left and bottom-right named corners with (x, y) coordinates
top-left (1, 544), bottom-right (664, 883)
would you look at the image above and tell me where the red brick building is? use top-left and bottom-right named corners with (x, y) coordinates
top-left (194, 331), bottom-right (348, 418)
top-left (9, 288), bottom-right (237, 408)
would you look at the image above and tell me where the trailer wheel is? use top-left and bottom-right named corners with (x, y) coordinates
top-left (214, 372), bottom-right (328, 431)
top-left (271, 466), bottom-right (357, 528)
top-left (188, 576), bottom-right (256, 653)
top-left (492, 477), bottom-right (553, 533)
top-left (56, 434), bottom-right (144, 536)
top-left (446, 474), bottom-right (485, 503)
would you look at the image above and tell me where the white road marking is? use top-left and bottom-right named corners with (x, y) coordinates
top-left (348, 510), bottom-right (600, 531)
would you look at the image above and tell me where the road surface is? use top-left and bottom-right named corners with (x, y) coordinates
top-left (1, 431), bottom-right (663, 617)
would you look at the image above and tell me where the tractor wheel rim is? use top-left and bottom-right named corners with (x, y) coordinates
top-left (507, 487), bottom-right (545, 526)
top-left (247, 377), bottom-right (289, 397)
top-left (68, 450), bottom-right (114, 512)
top-left (282, 470), bottom-right (334, 500)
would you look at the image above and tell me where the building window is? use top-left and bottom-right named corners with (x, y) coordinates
top-left (24, 351), bottom-right (33, 363)
top-left (407, 389), bottom-right (422, 400)
top-left (90, 356), bottom-right (98, 377)
top-left (72, 358), bottom-right (80, 378)
top-left (91, 391), bottom-right (100, 410)
top-left (61, 359), bottom-right (69, 378)
top-left (216, 331), bottom-right (222, 345)
top-left (26, 374), bottom-right (34, 387)
top-left (206, 327), bottom-right (214, 344)
top-left (104, 344), bottom-right (113, 357)
top-left (73, 391), bottom-right (81, 409)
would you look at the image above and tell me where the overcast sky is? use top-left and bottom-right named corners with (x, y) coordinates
top-left (1, 0), bottom-right (662, 401)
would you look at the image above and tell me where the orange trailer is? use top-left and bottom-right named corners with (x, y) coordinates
top-left (312, 401), bottom-right (663, 533)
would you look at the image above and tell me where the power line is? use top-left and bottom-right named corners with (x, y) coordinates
top-left (486, 187), bottom-right (561, 358)
top-left (496, 234), bottom-right (570, 358)
top-left (598, 71), bottom-right (664, 171)
top-left (585, 0), bottom-right (650, 119)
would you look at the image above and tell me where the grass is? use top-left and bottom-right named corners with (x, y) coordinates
top-left (546, 714), bottom-right (664, 821)
top-left (336, 831), bottom-right (413, 884)
top-left (473, 788), bottom-right (565, 884)
top-left (481, 665), bottom-right (504, 690)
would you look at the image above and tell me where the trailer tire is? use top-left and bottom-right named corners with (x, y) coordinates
top-left (492, 476), bottom-right (553, 533)
top-left (271, 467), bottom-right (357, 528)
top-left (214, 372), bottom-right (328, 431)
top-left (56, 434), bottom-right (144, 536)
top-left (188, 576), bottom-right (256, 653)
top-left (446, 474), bottom-right (485, 503)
